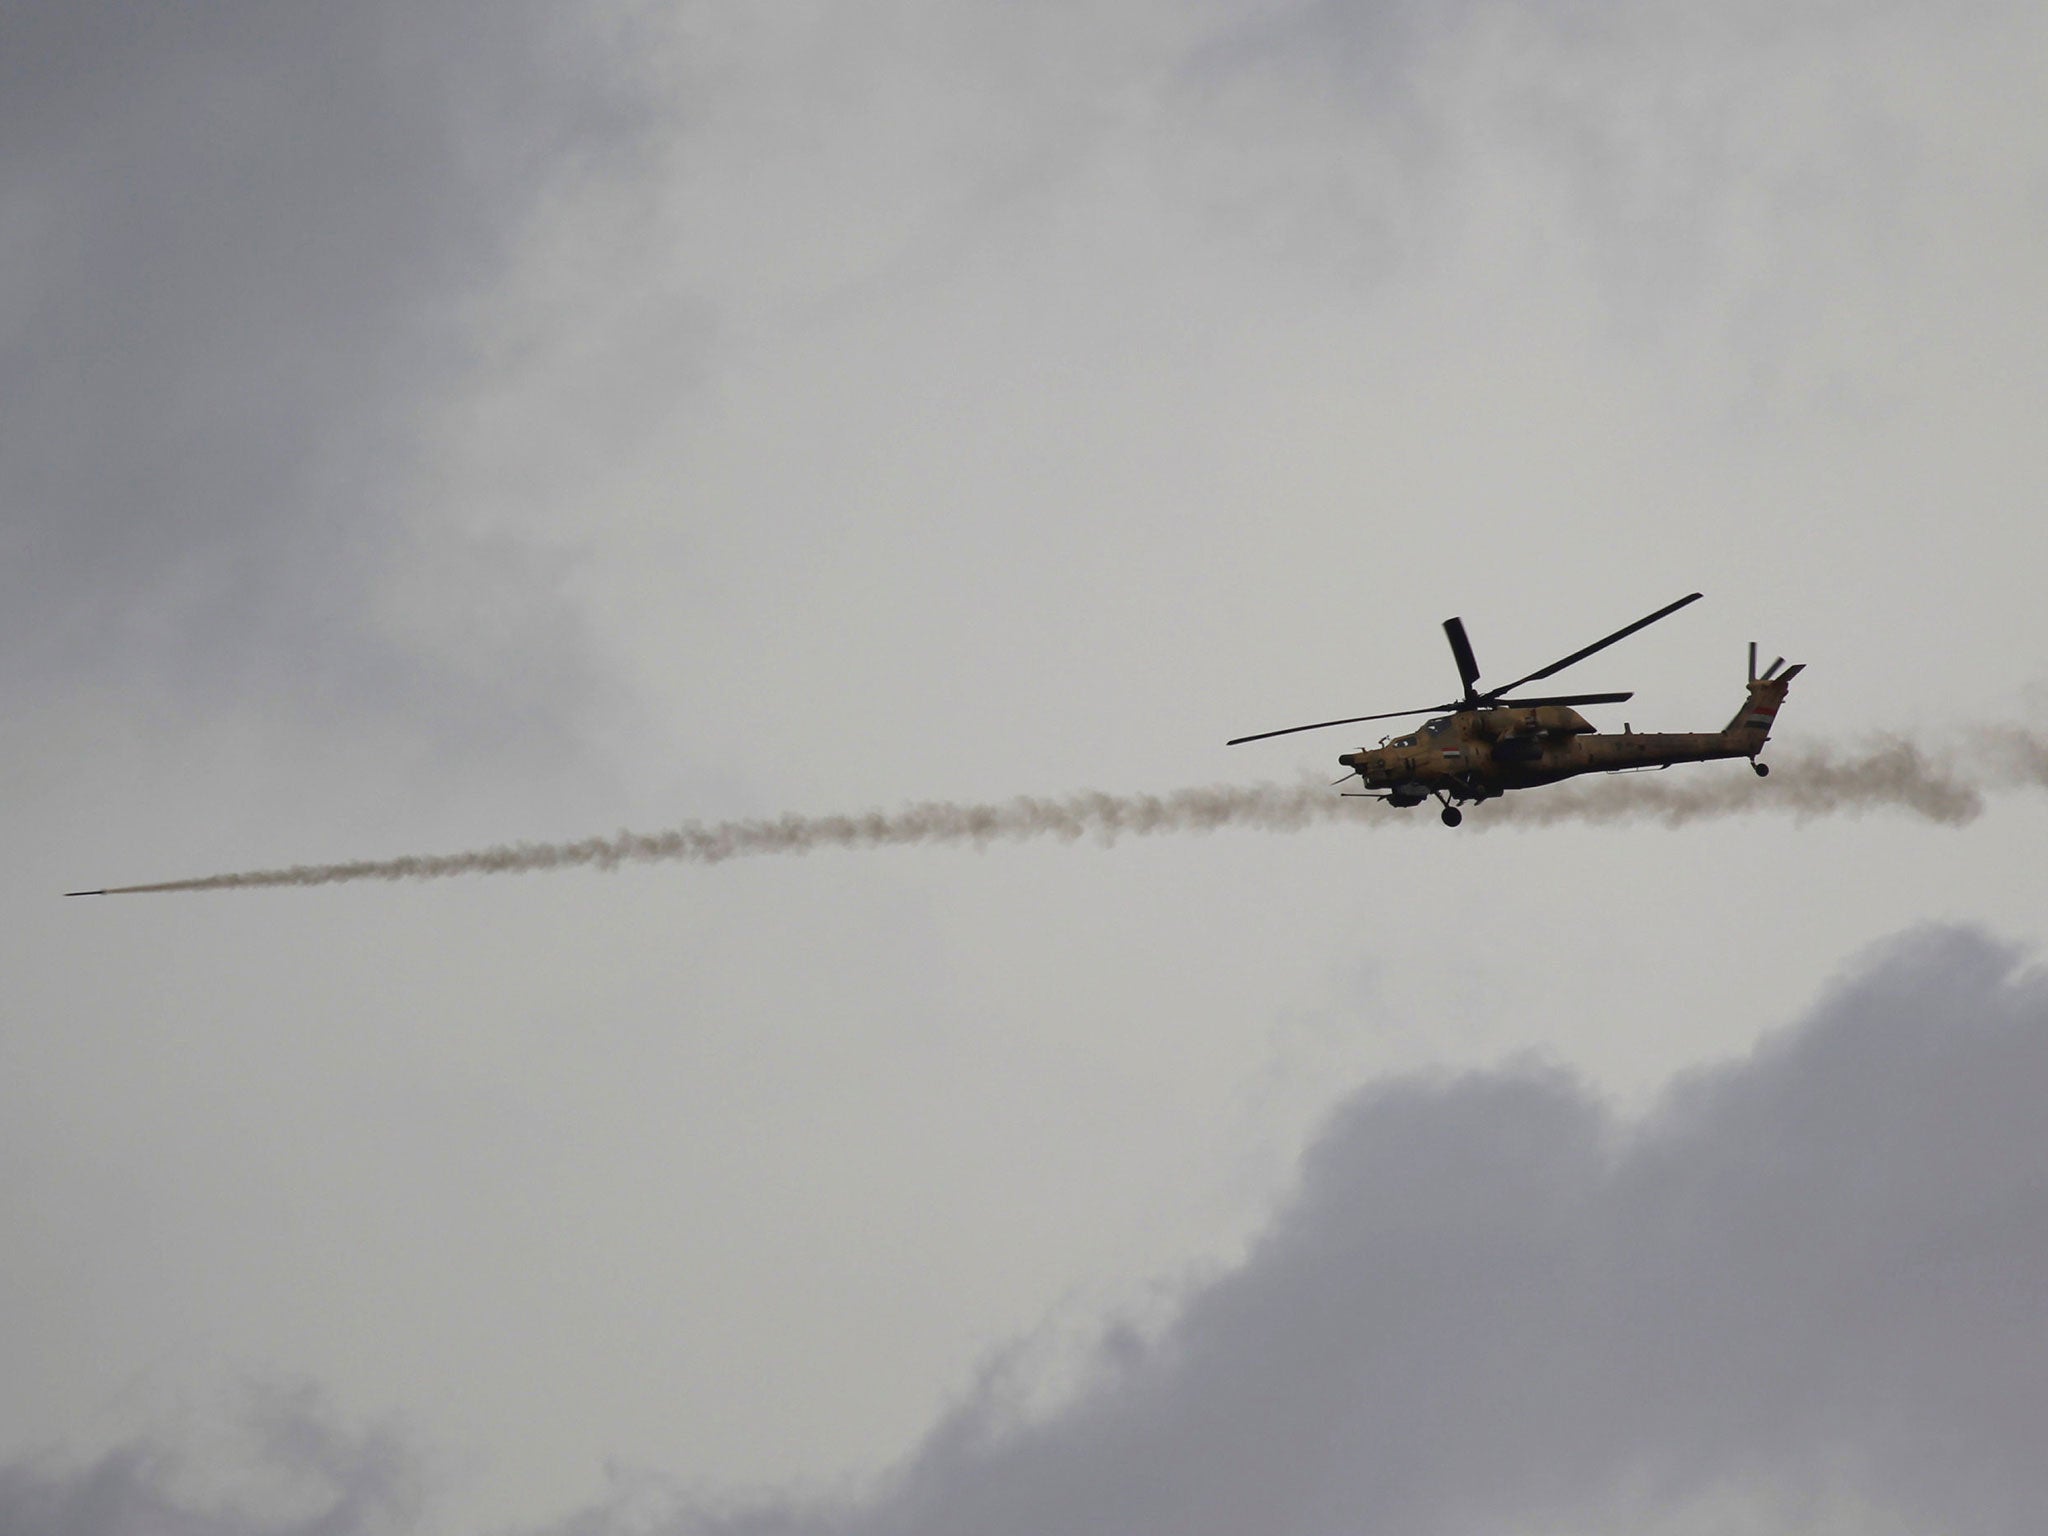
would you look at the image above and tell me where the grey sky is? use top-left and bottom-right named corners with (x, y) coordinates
top-left (6, 1), bottom-right (2048, 1532)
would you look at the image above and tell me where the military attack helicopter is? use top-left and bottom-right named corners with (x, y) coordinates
top-left (1227, 593), bottom-right (1801, 826)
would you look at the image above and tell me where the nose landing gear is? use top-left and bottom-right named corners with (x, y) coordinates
top-left (1440, 805), bottom-right (1463, 828)
top-left (1752, 760), bottom-right (1771, 777)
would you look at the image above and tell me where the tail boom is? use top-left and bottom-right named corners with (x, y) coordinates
top-left (1723, 655), bottom-right (1803, 754)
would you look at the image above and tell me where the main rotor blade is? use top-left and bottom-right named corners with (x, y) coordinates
top-left (1495, 691), bottom-right (1633, 709)
top-left (1486, 592), bottom-right (1702, 699)
top-left (1443, 617), bottom-right (1481, 699)
top-left (1225, 689), bottom-right (1638, 746)
top-left (1227, 704), bottom-right (1457, 746)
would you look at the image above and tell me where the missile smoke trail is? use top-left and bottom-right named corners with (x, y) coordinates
top-left (1483, 736), bottom-right (1991, 827)
top-left (67, 732), bottom-right (2048, 896)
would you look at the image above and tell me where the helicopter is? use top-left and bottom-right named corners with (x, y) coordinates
top-left (1227, 592), bottom-right (1802, 826)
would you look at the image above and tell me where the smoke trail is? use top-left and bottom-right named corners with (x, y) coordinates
top-left (1485, 736), bottom-right (1987, 827)
top-left (73, 733), bottom-right (2044, 895)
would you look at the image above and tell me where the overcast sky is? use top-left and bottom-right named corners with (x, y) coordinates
top-left (7, 2), bottom-right (2048, 1533)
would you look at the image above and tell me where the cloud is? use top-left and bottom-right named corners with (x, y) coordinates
top-left (16, 926), bottom-right (2037, 1535)
top-left (622, 924), bottom-right (2046, 1536)
top-left (0, 1), bottom-right (656, 749)
top-left (0, 1383), bottom-right (419, 1536)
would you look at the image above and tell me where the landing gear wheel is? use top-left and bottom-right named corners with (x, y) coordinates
top-left (1440, 806), bottom-right (1464, 827)
top-left (1752, 761), bottom-right (1771, 778)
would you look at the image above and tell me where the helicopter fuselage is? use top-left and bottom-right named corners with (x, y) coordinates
top-left (1338, 673), bottom-right (1796, 807)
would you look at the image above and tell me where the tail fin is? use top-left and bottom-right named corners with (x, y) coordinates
top-left (1725, 643), bottom-right (1804, 750)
